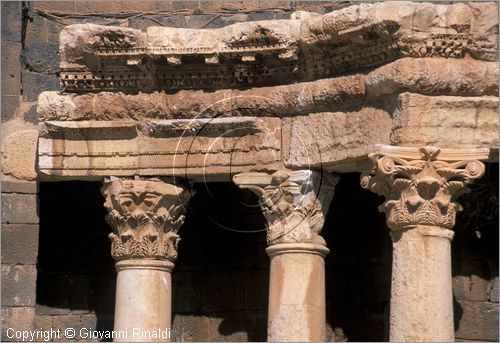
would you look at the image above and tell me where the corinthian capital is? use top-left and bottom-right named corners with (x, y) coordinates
top-left (234, 170), bottom-right (338, 245)
top-left (361, 145), bottom-right (488, 230)
top-left (101, 179), bottom-right (193, 261)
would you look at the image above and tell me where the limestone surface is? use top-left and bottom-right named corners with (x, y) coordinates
top-left (391, 93), bottom-right (499, 149)
top-left (283, 107), bottom-right (392, 171)
top-left (58, 2), bottom-right (498, 92)
top-left (1, 130), bottom-right (38, 181)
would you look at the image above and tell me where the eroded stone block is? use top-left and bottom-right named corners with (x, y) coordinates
top-left (38, 74), bottom-right (365, 121)
top-left (283, 108), bottom-right (392, 171)
top-left (391, 93), bottom-right (499, 149)
top-left (57, 2), bottom-right (498, 92)
top-left (366, 58), bottom-right (499, 97)
top-left (1, 130), bottom-right (38, 181)
top-left (490, 277), bottom-right (499, 303)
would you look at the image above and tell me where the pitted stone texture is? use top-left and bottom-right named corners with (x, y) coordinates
top-left (38, 74), bottom-right (365, 121)
top-left (392, 93), bottom-right (499, 149)
top-left (466, 2), bottom-right (499, 61)
top-left (283, 107), bottom-right (391, 171)
top-left (389, 226), bottom-right (455, 342)
top-left (366, 58), bottom-right (499, 97)
top-left (60, 24), bottom-right (147, 69)
top-left (1, 130), bottom-right (38, 181)
top-left (58, 2), bottom-right (497, 92)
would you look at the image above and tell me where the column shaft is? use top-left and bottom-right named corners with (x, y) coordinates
top-left (390, 226), bottom-right (454, 342)
top-left (233, 170), bottom-right (338, 342)
top-left (360, 145), bottom-right (487, 342)
top-left (267, 243), bottom-right (329, 342)
top-left (114, 260), bottom-right (173, 342)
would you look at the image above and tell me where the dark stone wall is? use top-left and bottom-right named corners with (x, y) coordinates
top-left (1, 181), bottom-right (39, 339)
top-left (1, 1), bottom-right (498, 341)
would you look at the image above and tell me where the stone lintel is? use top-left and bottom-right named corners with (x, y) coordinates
top-left (40, 117), bottom-right (266, 137)
top-left (37, 117), bottom-right (282, 180)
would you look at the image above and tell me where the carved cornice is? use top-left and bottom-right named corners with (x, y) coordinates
top-left (360, 146), bottom-right (487, 230)
top-left (58, 2), bottom-right (497, 92)
top-left (233, 170), bottom-right (338, 245)
top-left (101, 179), bottom-right (193, 261)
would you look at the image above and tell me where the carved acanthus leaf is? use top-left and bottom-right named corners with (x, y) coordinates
top-left (234, 170), bottom-right (338, 245)
top-left (360, 146), bottom-right (485, 230)
top-left (101, 179), bottom-right (192, 261)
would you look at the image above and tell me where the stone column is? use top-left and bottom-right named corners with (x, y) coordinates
top-left (234, 170), bottom-right (338, 342)
top-left (101, 179), bottom-right (193, 342)
top-left (360, 146), bottom-right (488, 342)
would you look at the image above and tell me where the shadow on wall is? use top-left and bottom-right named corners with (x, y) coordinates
top-left (172, 181), bottom-right (269, 342)
top-left (37, 180), bottom-right (270, 342)
top-left (323, 172), bottom-right (392, 342)
top-left (37, 181), bottom-right (115, 340)
top-left (452, 163), bottom-right (499, 341)
top-left (34, 166), bottom-right (499, 342)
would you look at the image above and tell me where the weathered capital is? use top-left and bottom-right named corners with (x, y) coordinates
top-left (361, 145), bottom-right (488, 231)
top-left (233, 170), bottom-right (338, 245)
top-left (101, 179), bottom-right (193, 262)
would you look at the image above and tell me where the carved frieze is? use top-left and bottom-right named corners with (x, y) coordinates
top-left (101, 179), bottom-right (193, 261)
top-left (233, 170), bottom-right (338, 245)
top-left (360, 145), bottom-right (488, 230)
top-left (58, 2), bottom-right (497, 93)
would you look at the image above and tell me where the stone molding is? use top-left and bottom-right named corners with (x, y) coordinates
top-left (233, 170), bottom-right (338, 245)
top-left (37, 117), bottom-right (281, 179)
top-left (101, 179), bottom-right (193, 261)
top-left (265, 242), bottom-right (330, 258)
top-left (38, 58), bottom-right (498, 122)
top-left (360, 145), bottom-right (488, 230)
top-left (58, 2), bottom-right (497, 92)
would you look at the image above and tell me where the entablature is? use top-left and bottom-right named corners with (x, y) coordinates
top-left (58, 2), bottom-right (498, 93)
